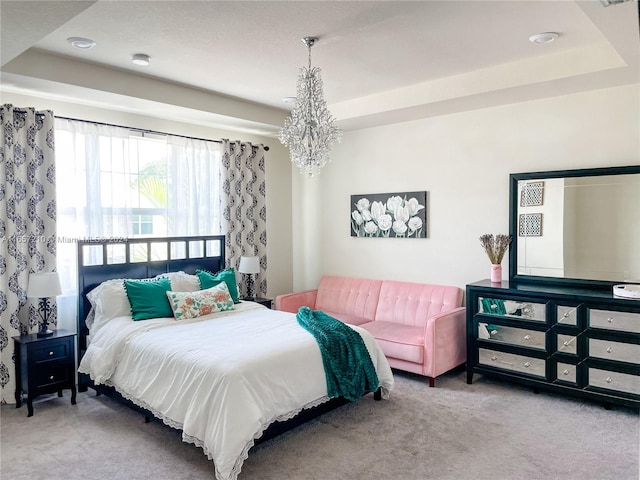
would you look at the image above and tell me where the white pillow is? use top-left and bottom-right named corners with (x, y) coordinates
top-left (86, 279), bottom-right (130, 332)
top-left (164, 271), bottom-right (200, 292)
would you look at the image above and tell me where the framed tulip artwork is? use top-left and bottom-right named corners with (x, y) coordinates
top-left (350, 191), bottom-right (427, 238)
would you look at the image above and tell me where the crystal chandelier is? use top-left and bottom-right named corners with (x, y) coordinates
top-left (278, 37), bottom-right (342, 177)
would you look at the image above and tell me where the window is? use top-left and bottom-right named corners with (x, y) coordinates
top-left (54, 118), bottom-right (223, 292)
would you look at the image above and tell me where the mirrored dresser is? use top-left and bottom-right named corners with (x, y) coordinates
top-left (466, 279), bottom-right (640, 408)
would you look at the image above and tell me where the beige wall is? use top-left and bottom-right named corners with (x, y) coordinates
top-left (0, 91), bottom-right (294, 299)
top-left (292, 84), bottom-right (640, 292)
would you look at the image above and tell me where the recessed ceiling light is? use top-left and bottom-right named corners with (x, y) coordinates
top-left (132, 53), bottom-right (151, 66)
top-left (282, 97), bottom-right (297, 104)
top-left (529, 32), bottom-right (559, 44)
top-left (67, 37), bottom-right (96, 49)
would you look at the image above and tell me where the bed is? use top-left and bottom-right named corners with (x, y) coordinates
top-left (76, 235), bottom-right (394, 480)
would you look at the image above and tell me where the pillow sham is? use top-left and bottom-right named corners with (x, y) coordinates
top-left (166, 282), bottom-right (235, 320)
top-left (166, 271), bottom-right (200, 292)
top-left (86, 278), bottom-right (130, 327)
top-left (196, 268), bottom-right (240, 303)
top-left (124, 277), bottom-right (173, 321)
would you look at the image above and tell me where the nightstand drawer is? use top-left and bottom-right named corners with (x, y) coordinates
top-left (32, 340), bottom-right (72, 363)
top-left (33, 366), bottom-right (71, 390)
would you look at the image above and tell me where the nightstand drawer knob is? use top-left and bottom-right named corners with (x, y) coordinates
top-left (49, 375), bottom-right (55, 381)
top-left (606, 377), bottom-right (613, 384)
top-left (606, 346), bottom-right (613, 353)
top-left (563, 341), bottom-right (569, 346)
top-left (563, 369), bottom-right (570, 375)
top-left (491, 356), bottom-right (498, 361)
top-left (49, 351), bottom-right (54, 356)
top-left (562, 313), bottom-right (570, 319)
top-left (607, 317), bottom-right (614, 323)
top-left (524, 362), bottom-right (531, 368)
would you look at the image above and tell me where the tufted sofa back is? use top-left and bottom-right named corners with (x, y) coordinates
top-left (315, 276), bottom-right (383, 323)
top-left (374, 280), bottom-right (463, 327)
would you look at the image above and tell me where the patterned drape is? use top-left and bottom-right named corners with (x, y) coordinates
top-left (0, 104), bottom-right (57, 404)
top-left (220, 140), bottom-right (267, 298)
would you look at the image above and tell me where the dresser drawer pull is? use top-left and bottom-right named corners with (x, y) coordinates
top-left (491, 356), bottom-right (498, 361)
top-left (562, 369), bottom-right (570, 375)
top-left (606, 377), bottom-right (613, 384)
top-left (49, 375), bottom-right (55, 381)
top-left (524, 362), bottom-right (531, 368)
top-left (607, 317), bottom-right (614, 323)
top-left (606, 346), bottom-right (613, 353)
top-left (49, 351), bottom-right (54, 356)
top-left (563, 341), bottom-right (569, 346)
top-left (562, 313), bottom-right (570, 319)
top-left (524, 335), bottom-right (531, 340)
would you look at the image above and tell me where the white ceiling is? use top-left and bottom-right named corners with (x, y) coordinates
top-left (1, 0), bottom-right (638, 137)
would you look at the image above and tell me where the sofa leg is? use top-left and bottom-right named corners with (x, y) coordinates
top-left (428, 377), bottom-right (435, 388)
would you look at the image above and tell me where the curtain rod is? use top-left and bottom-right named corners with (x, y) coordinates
top-left (7, 109), bottom-right (269, 151)
top-left (55, 115), bottom-right (270, 151)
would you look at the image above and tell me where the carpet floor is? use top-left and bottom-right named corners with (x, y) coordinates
top-left (1, 369), bottom-right (638, 480)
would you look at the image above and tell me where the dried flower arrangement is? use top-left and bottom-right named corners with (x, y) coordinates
top-left (479, 234), bottom-right (512, 265)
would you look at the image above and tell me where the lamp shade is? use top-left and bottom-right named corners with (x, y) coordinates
top-left (238, 256), bottom-right (260, 275)
top-left (27, 272), bottom-right (62, 298)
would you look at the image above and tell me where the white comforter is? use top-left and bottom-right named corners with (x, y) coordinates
top-left (79, 302), bottom-right (394, 480)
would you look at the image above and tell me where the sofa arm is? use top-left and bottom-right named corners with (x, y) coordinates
top-left (275, 289), bottom-right (318, 313)
top-left (423, 306), bottom-right (467, 379)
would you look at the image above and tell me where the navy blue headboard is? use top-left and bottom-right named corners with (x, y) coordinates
top-left (76, 235), bottom-right (226, 356)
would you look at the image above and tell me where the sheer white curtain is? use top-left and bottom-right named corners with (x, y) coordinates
top-left (54, 119), bottom-right (224, 329)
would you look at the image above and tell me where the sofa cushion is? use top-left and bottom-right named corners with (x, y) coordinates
top-left (375, 281), bottom-right (463, 327)
top-left (315, 276), bottom-right (383, 323)
top-left (325, 311), bottom-right (372, 326)
top-left (360, 320), bottom-right (424, 364)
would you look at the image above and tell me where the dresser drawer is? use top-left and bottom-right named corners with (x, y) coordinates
top-left (589, 368), bottom-right (640, 396)
top-left (557, 305), bottom-right (579, 326)
top-left (556, 334), bottom-right (578, 355)
top-left (478, 297), bottom-right (546, 323)
top-left (479, 323), bottom-right (545, 350)
top-left (589, 339), bottom-right (640, 365)
top-left (589, 309), bottom-right (640, 334)
top-left (556, 362), bottom-right (578, 384)
top-left (31, 340), bottom-right (72, 363)
top-left (478, 348), bottom-right (546, 378)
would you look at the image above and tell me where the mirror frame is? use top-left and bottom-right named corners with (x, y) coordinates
top-left (508, 165), bottom-right (640, 289)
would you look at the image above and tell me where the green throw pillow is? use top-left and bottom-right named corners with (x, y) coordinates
top-left (124, 277), bottom-right (173, 320)
top-left (196, 268), bottom-right (240, 303)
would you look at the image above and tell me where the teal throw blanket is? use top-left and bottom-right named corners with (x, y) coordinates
top-left (296, 306), bottom-right (379, 402)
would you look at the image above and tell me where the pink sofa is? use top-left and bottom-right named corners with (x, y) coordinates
top-left (275, 275), bottom-right (466, 386)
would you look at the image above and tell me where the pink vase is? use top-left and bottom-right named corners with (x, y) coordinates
top-left (490, 264), bottom-right (502, 283)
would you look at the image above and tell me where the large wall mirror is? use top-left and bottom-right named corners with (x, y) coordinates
top-left (509, 165), bottom-right (640, 288)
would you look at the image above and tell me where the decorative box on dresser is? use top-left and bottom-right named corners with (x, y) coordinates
top-left (466, 280), bottom-right (640, 409)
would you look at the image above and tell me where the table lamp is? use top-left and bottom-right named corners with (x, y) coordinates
top-left (27, 272), bottom-right (62, 337)
top-left (238, 256), bottom-right (260, 300)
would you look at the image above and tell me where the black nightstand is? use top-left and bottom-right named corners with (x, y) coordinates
top-left (13, 329), bottom-right (77, 417)
top-left (242, 297), bottom-right (272, 309)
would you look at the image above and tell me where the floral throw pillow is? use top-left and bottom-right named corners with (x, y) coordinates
top-left (166, 282), bottom-right (235, 320)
